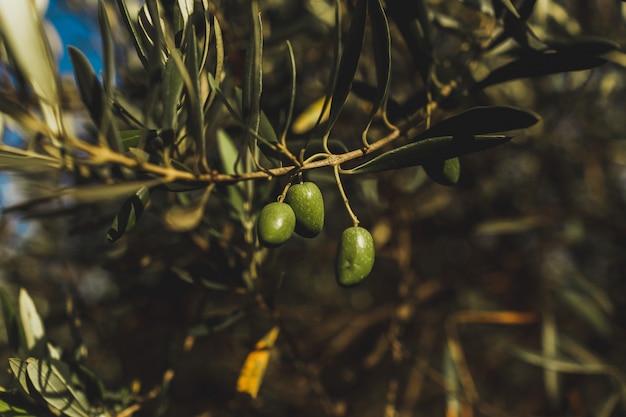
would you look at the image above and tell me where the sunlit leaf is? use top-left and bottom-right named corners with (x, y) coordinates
top-left (0, 0), bottom-right (63, 139)
top-left (162, 53), bottom-right (184, 130)
top-left (236, 326), bottom-right (280, 399)
top-left (106, 185), bottom-right (151, 243)
top-left (9, 358), bottom-right (31, 396)
top-left (291, 97), bottom-right (330, 134)
top-left (19, 289), bottom-right (44, 352)
top-left (25, 358), bottom-right (91, 417)
top-left (163, 186), bottom-right (212, 232)
top-left (348, 134), bottom-right (512, 175)
top-left (0, 288), bottom-right (26, 355)
top-left (323, 0), bottom-right (367, 136)
top-left (115, 0), bottom-right (149, 69)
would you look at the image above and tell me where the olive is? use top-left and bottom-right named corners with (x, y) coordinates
top-left (257, 202), bottom-right (296, 248)
top-left (285, 182), bottom-right (324, 238)
top-left (335, 226), bottom-right (375, 286)
top-left (422, 157), bottom-right (460, 186)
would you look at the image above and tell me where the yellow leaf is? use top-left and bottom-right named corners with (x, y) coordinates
top-left (236, 326), bottom-right (280, 398)
top-left (291, 97), bottom-right (330, 134)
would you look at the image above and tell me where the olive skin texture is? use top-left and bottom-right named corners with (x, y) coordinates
top-left (257, 202), bottom-right (296, 248)
top-left (285, 182), bottom-right (324, 238)
top-left (335, 226), bottom-right (375, 286)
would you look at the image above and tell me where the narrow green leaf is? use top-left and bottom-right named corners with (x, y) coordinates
top-left (98, 0), bottom-right (115, 94)
top-left (473, 52), bottom-right (607, 90)
top-left (183, 26), bottom-right (205, 162)
top-left (106, 185), bottom-right (151, 243)
top-left (0, 288), bottom-right (26, 356)
top-left (348, 134), bottom-right (512, 174)
top-left (119, 129), bottom-right (141, 151)
top-left (324, 0), bottom-right (367, 136)
top-left (413, 106), bottom-right (539, 141)
top-left (365, 0), bottom-right (392, 129)
top-left (162, 53), bottom-right (184, 130)
top-left (242, 2), bottom-right (263, 138)
top-left (115, 0), bottom-right (149, 69)
top-left (26, 358), bottom-right (91, 417)
top-left (68, 46), bottom-right (122, 152)
top-left (19, 289), bottom-right (44, 352)
top-left (386, 0), bottom-right (433, 82)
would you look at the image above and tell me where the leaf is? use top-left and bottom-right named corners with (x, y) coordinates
top-left (291, 96), bottom-right (330, 134)
top-left (106, 185), bottom-right (151, 243)
top-left (161, 54), bottom-right (184, 130)
top-left (26, 358), bottom-right (91, 417)
top-left (9, 358), bottom-right (31, 396)
top-left (119, 129), bottom-right (141, 151)
top-left (473, 52), bottom-right (608, 90)
top-left (242, 2), bottom-right (263, 138)
top-left (323, 0), bottom-right (368, 136)
top-left (0, 288), bottom-right (26, 355)
top-left (365, 0), bottom-right (392, 130)
top-left (0, 390), bottom-right (52, 417)
top-left (412, 106), bottom-right (540, 141)
top-left (115, 0), bottom-right (149, 69)
top-left (0, 0), bottom-right (63, 139)
top-left (0, 148), bottom-right (62, 173)
top-left (555, 289), bottom-right (611, 337)
top-left (385, 0), bottom-right (433, 82)
top-left (19, 289), bottom-right (44, 352)
top-left (182, 26), bottom-right (206, 164)
top-left (163, 186), bottom-right (212, 232)
top-left (68, 46), bottom-right (122, 152)
top-left (188, 309), bottom-right (246, 337)
top-left (236, 326), bottom-right (280, 399)
top-left (347, 134), bottom-right (512, 175)
top-left (98, 0), bottom-right (115, 94)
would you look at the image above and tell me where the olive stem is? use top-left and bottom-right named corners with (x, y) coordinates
top-left (333, 164), bottom-right (359, 227)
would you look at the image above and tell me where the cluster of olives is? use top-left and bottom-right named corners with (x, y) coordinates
top-left (256, 182), bottom-right (374, 286)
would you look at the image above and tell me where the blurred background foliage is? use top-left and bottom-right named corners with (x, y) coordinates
top-left (1, 0), bottom-right (626, 416)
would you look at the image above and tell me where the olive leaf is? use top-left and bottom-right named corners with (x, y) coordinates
top-left (163, 186), bottom-right (212, 232)
top-left (347, 134), bottom-right (513, 175)
top-left (9, 359), bottom-right (32, 397)
top-left (363, 0), bottom-right (392, 134)
top-left (25, 358), bottom-right (91, 417)
top-left (0, 148), bottom-right (62, 173)
top-left (162, 54), bottom-right (184, 130)
top-left (68, 46), bottom-right (122, 152)
top-left (98, 0), bottom-right (115, 95)
top-left (19, 289), bottom-right (45, 352)
top-left (412, 106), bottom-right (540, 141)
top-left (323, 0), bottom-right (367, 137)
top-left (106, 186), bottom-right (151, 243)
top-left (182, 26), bottom-right (206, 164)
top-left (0, 288), bottom-right (26, 356)
top-left (115, 0), bottom-right (148, 69)
top-left (242, 1), bottom-right (263, 138)
top-left (188, 309), bottom-right (246, 337)
top-left (385, 0), bottom-right (433, 82)
top-left (473, 52), bottom-right (607, 91)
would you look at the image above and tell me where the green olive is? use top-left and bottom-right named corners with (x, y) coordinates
top-left (285, 182), bottom-right (324, 238)
top-left (335, 226), bottom-right (375, 286)
top-left (257, 202), bottom-right (296, 248)
top-left (422, 157), bottom-right (460, 186)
